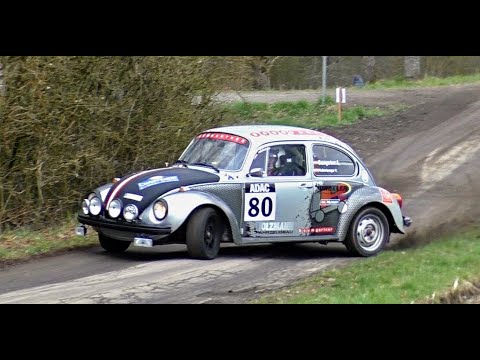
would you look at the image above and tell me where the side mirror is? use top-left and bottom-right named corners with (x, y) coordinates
top-left (248, 168), bottom-right (265, 177)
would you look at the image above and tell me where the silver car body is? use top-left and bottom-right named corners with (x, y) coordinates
top-left (78, 125), bottom-right (406, 247)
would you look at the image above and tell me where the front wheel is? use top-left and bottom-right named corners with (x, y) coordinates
top-left (344, 207), bottom-right (389, 257)
top-left (186, 207), bottom-right (223, 260)
top-left (99, 233), bottom-right (131, 253)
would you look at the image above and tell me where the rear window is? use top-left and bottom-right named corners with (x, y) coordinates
top-left (312, 145), bottom-right (355, 176)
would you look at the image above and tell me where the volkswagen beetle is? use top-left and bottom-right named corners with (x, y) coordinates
top-left (76, 125), bottom-right (411, 259)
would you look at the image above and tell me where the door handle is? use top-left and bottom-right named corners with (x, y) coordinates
top-left (298, 183), bottom-right (313, 189)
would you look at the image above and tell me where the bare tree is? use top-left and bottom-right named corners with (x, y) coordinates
top-left (250, 56), bottom-right (282, 90)
top-left (404, 56), bottom-right (421, 79)
top-left (309, 56), bottom-right (319, 88)
top-left (0, 63), bottom-right (4, 95)
top-left (363, 56), bottom-right (376, 83)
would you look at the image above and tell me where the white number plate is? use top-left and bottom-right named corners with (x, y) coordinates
top-left (133, 237), bottom-right (153, 247)
top-left (244, 183), bottom-right (276, 221)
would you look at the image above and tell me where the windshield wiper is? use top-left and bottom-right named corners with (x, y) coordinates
top-left (173, 159), bottom-right (189, 167)
top-left (191, 162), bottom-right (220, 173)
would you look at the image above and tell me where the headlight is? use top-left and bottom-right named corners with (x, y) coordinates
top-left (81, 199), bottom-right (90, 215)
top-left (153, 200), bottom-right (168, 220)
top-left (123, 204), bottom-right (139, 221)
top-left (108, 199), bottom-right (122, 218)
top-left (89, 196), bottom-right (102, 216)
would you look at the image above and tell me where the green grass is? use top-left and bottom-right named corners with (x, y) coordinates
top-left (254, 226), bottom-right (480, 304)
top-left (0, 218), bottom-right (97, 264)
top-left (226, 98), bottom-right (404, 129)
top-left (363, 73), bottom-right (480, 90)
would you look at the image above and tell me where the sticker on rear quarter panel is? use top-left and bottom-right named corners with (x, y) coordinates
top-left (379, 188), bottom-right (393, 203)
top-left (244, 183), bottom-right (276, 221)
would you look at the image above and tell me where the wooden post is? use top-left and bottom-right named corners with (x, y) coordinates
top-left (336, 87), bottom-right (345, 122)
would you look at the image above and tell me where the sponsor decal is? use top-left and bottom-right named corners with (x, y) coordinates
top-left (313, 160), bottom-right (352, 175)
top-left (197, 132), bottom-right (248, 145)
top-left (316, 160), bottom-right (340, 166)
top-left (255, 222), bottom-right (294, 234)
top-left (315, 168), bottom-right (338, 174)
top-left (244, 183), bottom-right (276, 221)
top-left (123, 193), bottom-right (143, 202)
top-left (320, 199), bottom-right (340, 207)
top-left (379, 188), bottom-right (393, 203)
top-left (319, 183), bottom-right (351, 208)
top-left (299, 226), bottom-right (336, 234)
top-left (314, 159), bottom-right (352, 174)
top-left (250, 129), bottom-right (322, 137)
top-left (138, 176), bottom-right (179, 191)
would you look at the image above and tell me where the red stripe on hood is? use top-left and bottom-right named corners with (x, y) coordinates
top-left (105, 169), bottom-right (159, 209)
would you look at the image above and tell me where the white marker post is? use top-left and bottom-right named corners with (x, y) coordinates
top-left (335, 87), bottom-right (346, 121)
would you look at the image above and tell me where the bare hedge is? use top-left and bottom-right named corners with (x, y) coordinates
top-left (0, 56), bottom-right (227, 231)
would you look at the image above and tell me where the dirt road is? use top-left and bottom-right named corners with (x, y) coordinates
top-left (1, 84), bottom-right (480, 303)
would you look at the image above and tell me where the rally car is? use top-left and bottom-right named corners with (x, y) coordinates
top-left (76, 125), bottom-right (411, 259)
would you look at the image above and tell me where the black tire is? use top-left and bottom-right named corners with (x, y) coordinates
top-left (186, 207), bottom-right (223, 260)
top-left (99, 233), bottom-right (131, 253)
top-left (344, 207), bottom-right (390, 257)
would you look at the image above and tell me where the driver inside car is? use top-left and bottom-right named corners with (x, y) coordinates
top-left (269, 147), bottom-right (305, 176)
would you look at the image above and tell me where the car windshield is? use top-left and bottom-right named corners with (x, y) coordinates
top-left (179, 133), bottom-right (250, 171)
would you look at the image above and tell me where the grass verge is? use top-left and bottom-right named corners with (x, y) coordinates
top-left (0, 218), bottom-right (97, 266)
top-left (225, 99), bottom-right (405, 129)
top-left (254, 225), bottom-right (480, 304)
top-left (363, 73), bottom-right (480, 90)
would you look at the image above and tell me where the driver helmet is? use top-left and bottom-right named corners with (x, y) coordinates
top-left (275, 148), bottom-right (286, 168)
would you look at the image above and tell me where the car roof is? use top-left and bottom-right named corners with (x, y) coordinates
top-left (204, 125), bottom-right (355, 152)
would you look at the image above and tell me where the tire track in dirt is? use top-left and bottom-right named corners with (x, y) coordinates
top-left (325, 84), bottom-right (480, 247)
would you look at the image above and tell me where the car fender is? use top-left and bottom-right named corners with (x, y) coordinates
top-left (90, 183), bottom-right (113, 203)
top-left (337, 186), bottom-right (405, 242)
top-left (142, 190), bottom-right (242, 244)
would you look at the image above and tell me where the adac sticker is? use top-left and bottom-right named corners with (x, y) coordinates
top-left (138, 176), bottom-right (179, 191)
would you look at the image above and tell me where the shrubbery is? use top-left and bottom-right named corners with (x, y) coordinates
top-left (0, 56), bottom-right (226, 230)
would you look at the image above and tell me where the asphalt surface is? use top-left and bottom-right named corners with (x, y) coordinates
top-left (1, 84), bottom-right (480, 303)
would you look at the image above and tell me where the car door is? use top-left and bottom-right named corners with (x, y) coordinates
top-left (242, 143), bottom-right (313, 238)
top-left (307, 143), bottom-right (359, 236)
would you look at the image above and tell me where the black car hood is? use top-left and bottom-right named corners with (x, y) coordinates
top-left (104, 167), bottom-right (220, 217)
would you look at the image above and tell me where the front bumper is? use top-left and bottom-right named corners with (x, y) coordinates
top-left (78, 214), bottom-right (172, 235)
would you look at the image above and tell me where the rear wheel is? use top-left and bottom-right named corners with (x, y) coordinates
top-left (344, 207), bottom-right (389, 257)
top-left (99, 233), bottom-right (131, 253)
top-left (186, 208), bottom-right (223, 260)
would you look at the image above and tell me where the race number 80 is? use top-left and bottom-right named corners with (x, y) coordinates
top-left (244, 183), bottom-right (276, 221)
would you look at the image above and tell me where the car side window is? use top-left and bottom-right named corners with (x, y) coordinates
top-left (313, 145), bottom-right (355, 176)
top-left (267, 145), bottom-right (306, 177)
